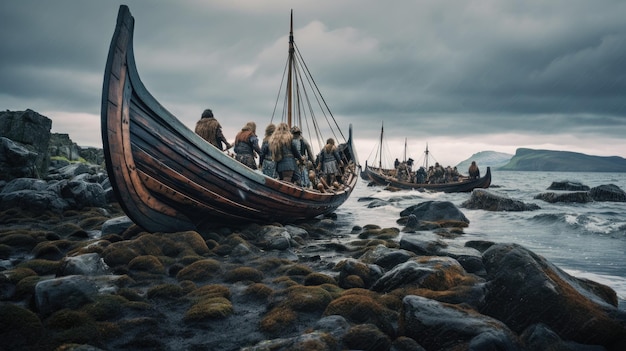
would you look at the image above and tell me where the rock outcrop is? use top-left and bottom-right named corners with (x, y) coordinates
top-left (0, 109), bottom-right (52, 178)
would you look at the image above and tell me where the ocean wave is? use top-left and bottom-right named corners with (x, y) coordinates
top-left (529, 212), bottom-right (626, 237)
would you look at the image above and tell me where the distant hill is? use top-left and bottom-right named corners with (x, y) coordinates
top-left (498, 148), bottom-right (626, 172)
top-left (456, 151), bottom-right (513, 172)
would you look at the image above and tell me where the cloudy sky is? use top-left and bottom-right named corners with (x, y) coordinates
top-left (1, 0), bottom-right (625, 167)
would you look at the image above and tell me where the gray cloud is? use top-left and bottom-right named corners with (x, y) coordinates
top-left (1, 0), bottom-right (625, 166)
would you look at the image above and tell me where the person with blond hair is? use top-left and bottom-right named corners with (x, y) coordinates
top-left (258, 123), bottom-right (277, 178)
top-left (269, 123), bottom-right (304, 183)
top-left (233, 121), bottom-right (261, 169)
top-left (194, 109), bottom-right (231, 150)
top-left (316, 138), bottom-right (343, 187)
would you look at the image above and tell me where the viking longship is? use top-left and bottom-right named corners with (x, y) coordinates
top-left (362, 123), bottom-right (490, 193)
top-left (101, 6), bottom-right (359, 232)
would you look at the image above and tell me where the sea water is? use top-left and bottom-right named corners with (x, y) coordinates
top-left (333, 170), bottom-right (626, 310)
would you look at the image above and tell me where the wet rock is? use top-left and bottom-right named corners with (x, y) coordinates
top-left (547, 181), bottom-right (590, 191)
top-left (324, 292), bottom-right (397, 336)
top-left (589, 184), bottom-right (626, 202)
top-left (520, 323), bottom-right (608, 351)
top-left (57, 253), bottom-right (110, 276)
top-left (462, 189), bottom-right (541, 211)
top-left (371, 256), bottom-right (475, 293)
top-left (358, 244), bottom-right (416, 270)
top-left (534, 191), bottom-right (593, 203)
top-left (313, 315), bottom-right (351, 340)
top-left (334, 258), bottom-right (384, 289)
top-left (34, 275), bottom-right (123, 316)
top-left (399, 236), bottom-right (482, 265)
top-left (258, 226), bottom-right (299, 250)
top-left (400, 200), bottom-right (469, 223)
top-left (368, 199), bottom-right (391, 208)
top-left (400, 295), bottom-right (523, 350)
top-left (101, 215), bottom-right (134, 236)
top-left (480, 243), bottom-right (626, 347)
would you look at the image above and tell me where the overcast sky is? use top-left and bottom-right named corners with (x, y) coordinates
top-left (1, 0), bottom-right (625, 167)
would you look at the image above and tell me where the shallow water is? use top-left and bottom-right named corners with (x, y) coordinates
top-left (334, 170), bottom-right (626, 310)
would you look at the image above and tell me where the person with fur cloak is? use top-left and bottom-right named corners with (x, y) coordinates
top-left (194, 109), bottom-right (231, 150)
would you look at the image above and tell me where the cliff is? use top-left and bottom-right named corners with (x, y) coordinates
top-left (499, 148), bottom-right (626, 172)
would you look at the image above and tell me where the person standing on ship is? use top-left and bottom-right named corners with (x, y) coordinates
top-left (194, 109), bottom-right (231, 151)
top-left (233, 121), bottom-right (261, 169)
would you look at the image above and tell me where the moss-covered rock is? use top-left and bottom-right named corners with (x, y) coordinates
top-left (3, 266), bottom-right (38, 284)
top-left (184, 297), bottom-right (233, 322)
top-left (283, 263), bottom-right (314, 276)
top-left (244, 283), bottom-right (274, 301)
top-left (186, 284), bottom-right (231, 300)
top-left (223, 266), bottom-right (264, 283)
top-left (175, 259), bottom-right (221, 282)
top-left (283, 285), bottom-right (333, 312)
top-left (343, 323), bottom-right (392, 351)
top-left (127, 255), bottom-right (166, 275)
top-left (17, 258), bottom-right (61, 275)
top-left (259, 306), bottom-right (298, 334)
top-left (146, 283), bottom-right (184, 299)
top-left (324, 293), bottom-right (396, 335)
top-left (304, 272), bottom-right (337, 286)
top-left (0, 302), bottom-right (45, 350)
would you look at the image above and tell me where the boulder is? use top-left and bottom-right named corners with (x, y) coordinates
top-left (372, 256), bottom-right (474, 293)
top-left (480, 243), bottom-right (626, 347)
top-left (57, 253), bottom-right (110, 276)
top-left (63, 180), bottom-right (107, 208)
top-left (534, 191), bottom-right (593, 203)
top-left (34, 275), bottom-right (122, 316)
top-left (462, 189), bottom-right (540, 211)
top-left (101, 216), bottom-right (134, 236)
top-left (0, 189), bottom-right (70, 213)
top-left (399, 236), bottom-right (484, 274)
top-left (399, 201), bottom-right (469, 223)
top-left (358, 244), bottom-right (416, 270)
top-left (0, 109), bottom-right (52, 177)
top-left (333, 258), bottom-right (384, 289)
top-left (400, 295), bottom-right (523, 350)
top-left (589, 184), bottom-right (626, 202)
top-left (0, 137), bottom-right (39, 180)
top-left (547, 181), bottom-right (590, 191)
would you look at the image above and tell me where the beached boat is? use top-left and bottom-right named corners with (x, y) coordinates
top-left (101, 6), bottom-right (359, 232)
top-left (361, 124), bottom-right (491, 192)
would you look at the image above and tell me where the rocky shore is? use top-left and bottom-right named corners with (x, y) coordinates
top-left (1, 111), bottom-right (626, 350)
top-left (1, 160), bottom-right (626, 350)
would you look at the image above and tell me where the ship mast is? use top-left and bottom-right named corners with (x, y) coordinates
top-left (286, 10), bottom-right (294, 128)
top-left (378, 122), bottom-right (383, 168)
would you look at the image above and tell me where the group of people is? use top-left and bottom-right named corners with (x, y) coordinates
top-left (391, 158), bottom-right (480, 184)
top-left (194, 109), bottom-right (345, 192)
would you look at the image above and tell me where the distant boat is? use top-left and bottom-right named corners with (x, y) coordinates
top-left (362, 123), bottom-right (491, 192)
top-left (101, 6), bottom-right (359, 232)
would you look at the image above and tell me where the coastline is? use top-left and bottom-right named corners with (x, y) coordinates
top-left (1, 199), bottom-right (625, 350)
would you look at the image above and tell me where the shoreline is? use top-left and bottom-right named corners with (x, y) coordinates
top-left (1, 203), bottom-right (625, 350)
